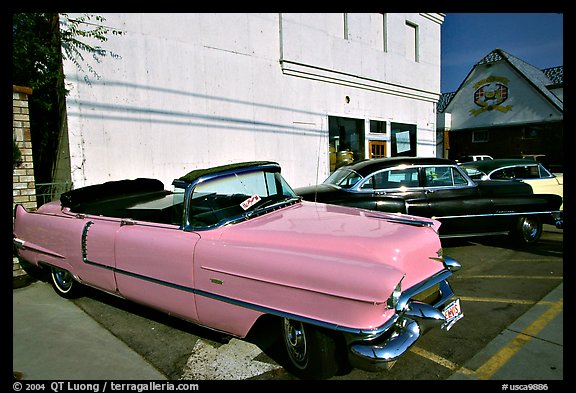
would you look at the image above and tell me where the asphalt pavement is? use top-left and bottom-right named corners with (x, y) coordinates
top-left (448, 281), bottom-right (563, 381)
top-left (13, 276), bottom-right (563, 382)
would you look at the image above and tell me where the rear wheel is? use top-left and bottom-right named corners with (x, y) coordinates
top-left (281, 318), bottom-right (340, 380)
top-left (50, 266), bottom-right (83, 298)
top-left (510, 215), bottom-right (542, 245)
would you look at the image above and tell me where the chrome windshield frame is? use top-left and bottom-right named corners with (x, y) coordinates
top-left (173, 163), bottom-right (298, 231)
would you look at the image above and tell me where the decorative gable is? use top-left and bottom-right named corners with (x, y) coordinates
top-left (437, 49), bottom-right (563, 130)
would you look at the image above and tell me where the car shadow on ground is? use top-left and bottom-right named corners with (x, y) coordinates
top-left (14, 259), bottom-right (297, 379)
top-left (441, 232), bottom-right (563, 258)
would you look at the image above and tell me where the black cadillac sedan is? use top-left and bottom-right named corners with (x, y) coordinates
top-left (295, 157), bottom-right (562, 245)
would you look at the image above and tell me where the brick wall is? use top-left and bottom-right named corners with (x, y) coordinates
top-left (13, 85), bottom-right (37, 277)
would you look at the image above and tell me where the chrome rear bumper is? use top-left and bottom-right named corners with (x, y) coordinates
top-left (348, 301), bottom-right (447, 372)
top-left (346, 267), bottom-right (462, 373)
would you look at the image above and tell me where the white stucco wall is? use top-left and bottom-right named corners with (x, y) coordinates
top-left (61, 13), bottom-right (443, 189)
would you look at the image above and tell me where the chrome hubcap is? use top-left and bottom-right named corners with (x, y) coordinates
top-left (53, 269), bottom-right (73, 291)
top-left (283, 319), bottom-right (307, 366)
top-left (521, 218), bottom-right (538, 240)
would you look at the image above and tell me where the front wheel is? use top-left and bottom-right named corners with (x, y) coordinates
top-left (50, 267), bottom-right (83, 299)
top-left (509, 215), bottom-right (542, 246)
top-left (281, 318), bottom-right (340, 380)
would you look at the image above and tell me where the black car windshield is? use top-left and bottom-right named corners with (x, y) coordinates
top-left (323, 168), bottom-right (363, 189)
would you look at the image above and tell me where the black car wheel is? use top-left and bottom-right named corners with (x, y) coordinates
top-left (281, 318), bottom-right (339, 379)
top-left (50, 266), bottom-right (83, 299)
top-left (510, 215), bottom-right (542, 245)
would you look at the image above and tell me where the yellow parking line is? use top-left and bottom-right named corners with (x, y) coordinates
top-left (505, 259), bottom-right (562, 263)
top-left (414, 297), bottom-right (563, 379)
top-left (410, 346), bottom-right (476, 375)
top-left (474, 298), bottom-right (563, 380)
top-left (459, 296), bottom-right (556, 306)
top-left (454, 275), bottom-right (563, 280)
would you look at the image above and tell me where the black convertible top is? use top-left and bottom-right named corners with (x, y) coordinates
top-left (59, 161), bottom-right (280, 210)
top-left (176, 161), bottom-right (279, 184)
top-left (60, 178), bottom-right (165, 209)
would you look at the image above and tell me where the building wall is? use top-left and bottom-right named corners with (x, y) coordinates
top-left (60, 13), bottom-right (443, 189)
top-left (446, 62), bottom-right (562, 131)
top-left (439, 58), bottom-right (563, 167)
top-left (12, 85), bottom-right (37, 277)
top-left (550, 87), bottom-right (563, 101)
top-left (448, 123), bottom-right (563, 165)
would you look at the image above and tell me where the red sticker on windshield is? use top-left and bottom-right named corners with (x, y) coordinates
top-left (240, 195), bottom-right (261, 210)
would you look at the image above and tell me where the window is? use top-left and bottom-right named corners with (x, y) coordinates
top-left (324, 168), bottom-right (363, 189)
top-left (521, 166), bottom-right (540, 179)
top-left (405, 21), bottom-right (418, 62)
top-left (537, 164), bottom-right (554, 178)
top-left (382, 13), bottom-right (388, 52)
top-left (493, 165), bottom-right (540, 180)
top-left (370, 120), bottom-right (386, 134)
top-left (369, 141), bottom-right (387, 158)
top-left (491, 168), bottom-right (515, 180)
top-left (472, 130), bottom-right (489, 143)
top-left (361, 168), bottom-right (419, 190)
top-left (453, 168), bottom-right (469, 185)
top-left (522, 127), bottom-right (540, 139)
top-left (391, 123), bottom-right (417, 156)
top-left (424, 167), bottom-right (466, 187)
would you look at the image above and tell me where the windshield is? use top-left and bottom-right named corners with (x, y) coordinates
top-left (187, 169), bottom-right (297, 228)
top-left (323, 168), bottom-right (363, 189)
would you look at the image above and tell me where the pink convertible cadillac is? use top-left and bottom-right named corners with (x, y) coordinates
top-left (13, 161), bottom-right (463, 379)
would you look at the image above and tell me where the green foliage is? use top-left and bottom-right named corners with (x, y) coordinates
top-left (13, 14), bottom-right (63, 96)
top-left (59, 13), bottom-right (125, 85)
top-left (12, 13), bottom-right (124, 187)
top-left (12, 13), bottom-right (62, 184)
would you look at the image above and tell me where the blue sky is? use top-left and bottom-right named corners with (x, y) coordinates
top-left (441, 13), bottom-right (563, 93)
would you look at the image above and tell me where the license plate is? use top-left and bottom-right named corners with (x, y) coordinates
top-left (441, 298), bottom-right (463, 331)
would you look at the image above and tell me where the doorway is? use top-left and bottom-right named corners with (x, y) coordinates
top-left (369, 140), bottom-right (387, 158)
top-left (328, 116), bottom-right (365, 173)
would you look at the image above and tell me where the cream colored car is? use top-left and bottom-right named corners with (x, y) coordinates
top-left (461, 159), bottom-right (563, 212)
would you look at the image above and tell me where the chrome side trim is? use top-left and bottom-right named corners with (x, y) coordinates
top-left (77, 237), bottom-right (376, 335)
top-left (12, 237), bottom-right (66, 259)
top-left (79, 243), bottom-right (458, 341)
top-left (13, 238), bottom-right (25, 250)
top-left (81, 221), bottom-right (94, 263)
top-left (365, 214), bottom-right (434, 227)
top-left (433, 210), bottom-right (561, 220)
top-left (77, 222), bottom-right (461, 355)
top-left (440, 231), bottom-right (509, 239)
